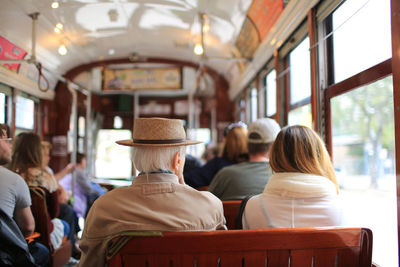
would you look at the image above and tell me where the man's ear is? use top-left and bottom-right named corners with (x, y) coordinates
top-left (172, 152), bottom-right (180, 172)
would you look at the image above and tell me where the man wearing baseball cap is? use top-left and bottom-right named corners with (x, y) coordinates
top-left (208, 118), bottom-right (281, 201)
top-left (78, 118), bottom-right (226, 267)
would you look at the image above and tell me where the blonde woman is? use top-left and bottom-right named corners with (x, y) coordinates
top-left (241, 125), bottom-right (343, 229)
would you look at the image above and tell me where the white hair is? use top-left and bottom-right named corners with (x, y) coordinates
top-left (131, 146), bottom-right (186, 173)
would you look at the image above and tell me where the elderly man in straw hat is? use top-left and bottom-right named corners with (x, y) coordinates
top-left (78, 117), bottom-right (226, 267)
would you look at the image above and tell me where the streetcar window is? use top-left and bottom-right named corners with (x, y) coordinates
top-left (331, 75), bottom-right (396, 266)
top-left (0, 93), bottom-right (5, 124)
top-left (289, 37), bottom-right (311, 105)
top-left (265, 70), bottom-right (276, 117)
top-left (250, 88), bottom-right (258, 122)
top-left (15, 95), bottom-right (34, 130)
top-left (288, 104), bottom-right (311, 128)
top-left (95, 129), bottom-right (132, 179)
top-left (332, 0), bottom-right (391, 83)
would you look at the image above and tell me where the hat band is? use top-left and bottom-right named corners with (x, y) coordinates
top-left (133, 138), bottom-right (186, 144)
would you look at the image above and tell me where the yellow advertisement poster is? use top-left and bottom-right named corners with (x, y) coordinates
top-left (104, 68), bottom-right (181, 91)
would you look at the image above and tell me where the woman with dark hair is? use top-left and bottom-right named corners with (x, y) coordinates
top-left (241, 125), bottom-right (343, 229)
top-left (183, 122), bottom-right (249, 189)
top-left (10, 132), bottom-right (69, 251)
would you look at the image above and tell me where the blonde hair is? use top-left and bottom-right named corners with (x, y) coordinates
top-left (270, 125), bottom-right (339, 193)
top-left (222, 126), bottom-right (248, 163)
top-left (132, 146), bottom-right (186, 173)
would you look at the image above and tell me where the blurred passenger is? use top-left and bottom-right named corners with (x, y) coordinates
top-left (78, 118), bottom-right (226, 267)
top-left (59, 153), bottom-right (104, 218)
top-left (209, 118), bottom-right (280, 200)
top-left (201, 143), bottom-right (220, 163)
top-left (184, 121), bottom-right (248, 188)
top-left (0, 124), bottom-right (49, 266)
top-left (10, 133), bottom-right (70, 251)
top-left (241, 125), bottom-right (343, 229)
top-left (41, 141), bottom-right (81, 260)
top-left (183, 154), bottom-right (204, 173)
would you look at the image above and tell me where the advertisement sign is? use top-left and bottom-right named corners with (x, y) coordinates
top-left (0, 36), bottom-right (27, 72)
top-left (103, 67), bottom-right (182, 91)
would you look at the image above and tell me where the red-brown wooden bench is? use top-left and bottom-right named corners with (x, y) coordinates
top-left (30, 187), bottom-right (71, 267)
top-left (108, 227), bottom-right (372, 267)
top-left (222, 200), bottom-right (241, 229)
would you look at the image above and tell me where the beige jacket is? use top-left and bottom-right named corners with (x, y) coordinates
top-left (78, 173), bottom-right (226, 267)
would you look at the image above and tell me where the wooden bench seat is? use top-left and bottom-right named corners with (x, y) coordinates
top-left (222, 200), bottom-right (242, 229)
top-left (108, 227), bottom-right (372, 267)
top-left (29, 187), bottom-right (71, 267)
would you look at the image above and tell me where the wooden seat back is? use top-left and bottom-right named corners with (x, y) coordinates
top-left (108, 227), bottom-right (372, 267)
top-left (29, 187), bottom-right (72, 267)
top-left (222, 200), bottom-right (241, 229)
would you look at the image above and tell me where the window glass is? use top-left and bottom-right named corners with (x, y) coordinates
top-left (250, 88), bottom-right (258, 122)
top-left (113, 116), bottom-right (123, 129)
top-left (265, 70), bottom-right (277, 117)
top-left (289, 37), bottom-right (311, 105)
top-left (95, 129), bottom-right (132, 179)
top-left (187, 128), bottom-right (211, 159)
top-left (15, 96), bottom-right (34, 130)
top-left (288, 104), bottom-right (311, 128)
top-left (0, 93), bottom-right (5, 124)
top-left (331, 75), bottom-right (396, 267)
top-left (332, 0), bottom-right (391, 83)
top-left (78, 116), bottom-right (85, 137)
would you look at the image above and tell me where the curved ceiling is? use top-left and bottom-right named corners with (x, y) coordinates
top-left (0, 0), bottom-right (253, 88)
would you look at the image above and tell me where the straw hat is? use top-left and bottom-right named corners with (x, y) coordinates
top-left (116, 117), bottom-right (202, 147)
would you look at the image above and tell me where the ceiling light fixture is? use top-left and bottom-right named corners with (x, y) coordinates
top-left (194, 43), bottom-right (204, 55)
top-left (54, 23), bottom-right (63, 33)
top-left (51, 1), bottom-right (59, 9)
top-left (58, 44), bottom-right (68, 55)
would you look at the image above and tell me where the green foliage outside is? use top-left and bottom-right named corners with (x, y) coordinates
top-left (331, 75), bottom-right (394, 187)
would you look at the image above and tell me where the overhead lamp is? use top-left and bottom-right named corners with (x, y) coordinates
top-left (51, 1), bottom-right (59, 9)
top-left (58, 44), bottom-right (68, 55)
top-left (194, 43), bottom-right (204, 55)
top-left (54, 23), bottom-right (63, 33)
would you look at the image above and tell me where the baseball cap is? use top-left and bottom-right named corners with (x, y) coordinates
top-left (248, 118), bottom-right (281, 144)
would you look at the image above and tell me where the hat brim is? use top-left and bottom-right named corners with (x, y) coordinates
top-left (116, 139), bottom-right (202, 147)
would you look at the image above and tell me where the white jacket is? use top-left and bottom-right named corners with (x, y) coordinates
top-left (242, 172), bottom-right (343, 229)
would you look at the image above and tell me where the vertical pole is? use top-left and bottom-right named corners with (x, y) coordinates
top-left (308, 9), bottom-right (318, 132)
top-left (67, 82), bottom-right (78, 199)
top-left (390, 0), bottom-right (400, 263)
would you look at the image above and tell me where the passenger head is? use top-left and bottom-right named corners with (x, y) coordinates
top-left (222, 122), bottom-right (248, 163)
top-left (76, 153), bottom-right (86, 168)
top-left (247, 118), bottom-right (280, 156)
top-left (0, 123), bottom-right (12, 165)
top-left (10, 132), bottom-right (43, 176)
top-left (270, 125), bottom-right (339, 193)
top-left (117, 117), bottom-right (201, 183)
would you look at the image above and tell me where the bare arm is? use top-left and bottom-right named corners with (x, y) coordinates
top-left (54, 163), bottom-right (75, 181)
top-left (14, 207), bottom-right (35, 237)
